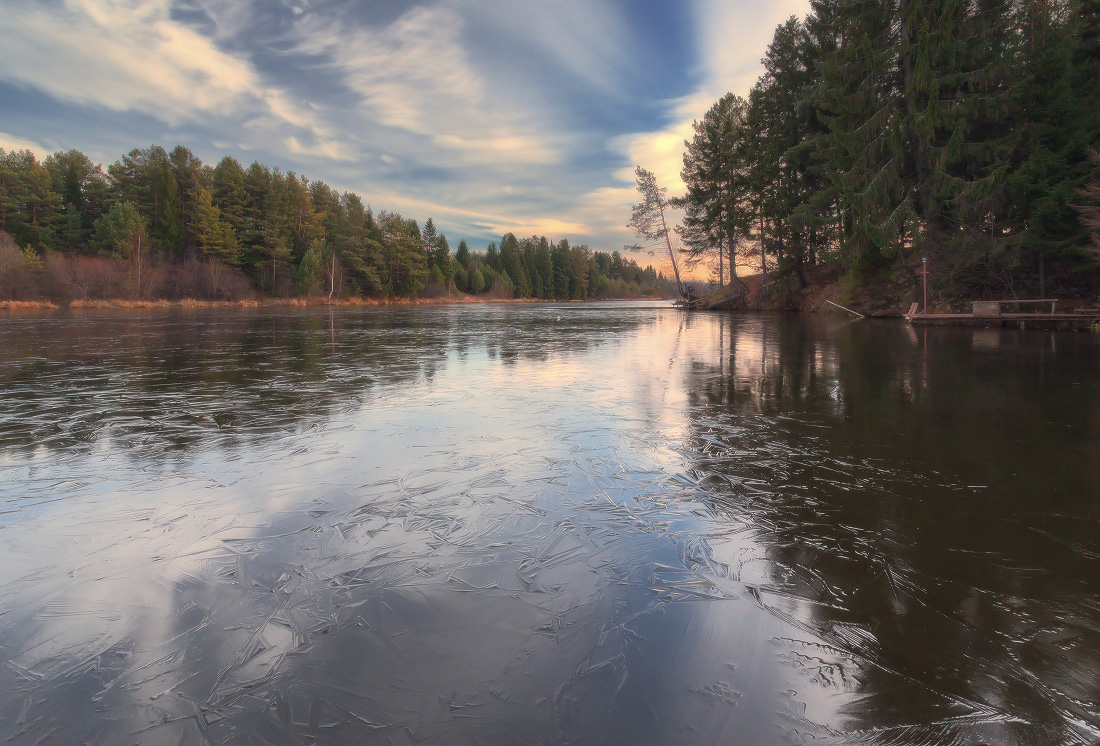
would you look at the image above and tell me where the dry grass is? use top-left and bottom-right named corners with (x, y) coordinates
top-left (261, 295), bottom-right (529, 307)
top-left (1, 293), bottom-right (546, 314)
top-left (179, 298), bottom-right (261, 308)
top-left (69, 299), bottom-right (172, 309)
top-left (0, 300), bottom-right (59, 310)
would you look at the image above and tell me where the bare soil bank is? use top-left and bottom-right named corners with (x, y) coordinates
top-left (703, 264), bottom-right (1099, 317)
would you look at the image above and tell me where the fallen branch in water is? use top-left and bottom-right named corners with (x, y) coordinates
top-left (825, 299), bottom-right (865, 318)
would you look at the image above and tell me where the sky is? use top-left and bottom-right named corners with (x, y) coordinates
top-left (0, 0), bottom-right (809, 270)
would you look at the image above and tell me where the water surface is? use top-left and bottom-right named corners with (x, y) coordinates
top-left (1, 303), bottom-right (1098, 745)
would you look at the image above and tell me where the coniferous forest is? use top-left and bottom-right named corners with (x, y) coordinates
top-left (0, 145), bottom-right (671, 304)
top-left (674, 0), bottom-right (1100, 302)
top-left (4, 0), bottom-right (1100, 307)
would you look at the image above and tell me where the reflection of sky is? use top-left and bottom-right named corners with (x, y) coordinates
top-left (1, 306), bottom-right (1098, 744)
top-left (0, 305), bottom-right (828, 743)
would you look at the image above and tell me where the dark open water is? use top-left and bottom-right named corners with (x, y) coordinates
top-left (0, 302), bottom-right (1098, 745)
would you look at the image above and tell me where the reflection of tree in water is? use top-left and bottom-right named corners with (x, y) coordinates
top-left (0, 306), bottom-right (645, 458)
top-left (0, 311), bottom-right (389, 457)
top-left (680, 315), bottom-right (1100, 744)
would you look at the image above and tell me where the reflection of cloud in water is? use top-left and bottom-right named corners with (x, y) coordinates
top-left (1, 306), bottom-right (1098, 744)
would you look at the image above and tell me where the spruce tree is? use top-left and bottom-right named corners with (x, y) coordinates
top-left (816, 0), bottom-right (919, 267)
top-left (678, 93), bottom-right (749, 284)
top-left (45, 150), bottom-right (110, 252)
top-left (193, 187), bottom-right (241, 267)
top-left (455, 239), bottom-right (471, 270)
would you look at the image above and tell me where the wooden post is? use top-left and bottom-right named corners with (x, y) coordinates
top-left (921, 257), bottom-right (929, 313)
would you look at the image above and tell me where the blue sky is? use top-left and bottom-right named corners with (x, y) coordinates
top-left (0, 0), bottom-right (808, 265)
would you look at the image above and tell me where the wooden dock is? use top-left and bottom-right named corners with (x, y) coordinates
top-left (909, 299), bottom-right (1099, 330)
top-left (909, 312), bottom-right (1096, 330)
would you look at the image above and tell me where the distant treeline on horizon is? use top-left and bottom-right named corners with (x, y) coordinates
top-left (0, 145), bottom-right (674, 303)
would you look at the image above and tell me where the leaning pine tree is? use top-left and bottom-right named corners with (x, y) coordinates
top-left (676, 93), bottom-right (750, 287)
top-left (627, 167), bottom-right (686, 298)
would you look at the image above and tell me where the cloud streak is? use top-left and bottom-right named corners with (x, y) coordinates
top-left (289, 3), bottom-right (568, 169)
top-left (0, 0), bottom-right (293, 127)
top-left (0, 132), bottom-right (53, 160)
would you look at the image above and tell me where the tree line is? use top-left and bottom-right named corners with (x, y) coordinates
top-left (671, 0), bottom-right (1100, 298)
top-left (0, 145), bottom-right (671, 301)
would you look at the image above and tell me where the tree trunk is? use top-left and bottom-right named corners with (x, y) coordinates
top-left (759, 206), bottom-right (767, 281)
top-left (135, 234), bottom-right (142, 299)
top-left (729, 233), bottom-right (737, 280)
top-left (794, 266), bottom-right (807, 291)
top-left (899, 14), bottom-right (927, 219)
top-left (718, 233), bottom-right (724, 287)
top-left (658, 205), bottom-right (685, 298)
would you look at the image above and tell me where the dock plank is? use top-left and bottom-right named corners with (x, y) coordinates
top-left (909, 311), bottom-right (1098, 330)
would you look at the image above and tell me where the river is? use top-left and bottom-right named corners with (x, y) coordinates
top-left (0, 302), bottom-right (1097, 745)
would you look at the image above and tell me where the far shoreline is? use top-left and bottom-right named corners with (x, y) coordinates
top-left (0, 295), bottom-right (674, 313)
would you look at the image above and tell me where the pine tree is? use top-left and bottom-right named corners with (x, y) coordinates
top-left (470, 266), bottom-right (486, 294)
top-left (627, 167), bottom-right (685, 296)
top-left (378, 211), bottom-right (427, 297)
top-left (533, 238), bottom-right (554, 299)
top-left (334, 193), bottom-right (384, 295)
top-left (678, 94), bottom-right (750, 284)
top-left (193, 187), bottom-right (241, 267)
top-left (816, 0), bottom-right (919, 268)
top-left (46, 149), bottom-right (110, 252)
top-left (420, 218), bottom-right (438, 251)
top-left (551, 239), bottom-right (571, 298)
top-left (168, 145), bottom-right (206, 248)
top-left (499, 233), bottom-right (530, 296)
top-left (1002, 0), bottom-right (1100, 293)
top-left (153, 160), bottom-right (183, 254)
top-left (749, 17), bottom-right (817, 283)
top-left (0, 150), bottom-right (62, 250)
top-left (94, 201), bottom-right (150, 295)
top-left (213, 157), bottom-right (249, 250)
top-left (455, 239), bottom-right (471, 271)
top-left (94, 202), bottom-right (146, 260)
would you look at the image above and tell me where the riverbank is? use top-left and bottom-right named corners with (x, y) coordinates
top-left (694, 264), bottom-right (1100, 318)
top-left (0, 294), bottom-right (670, 313)
top-left (0, 296), bottom-right (525, 312)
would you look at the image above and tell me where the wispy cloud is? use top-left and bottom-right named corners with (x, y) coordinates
top-left (0, 132), bottom-right (53, 160)
top-left (461, 0), bottom-right (635, 96)
top-left (290, 3), bottom-right (564, 168)
top-left (0, 0), bottom-right (310, 131)
top-left (285, 135), bottom-right (357, 162)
